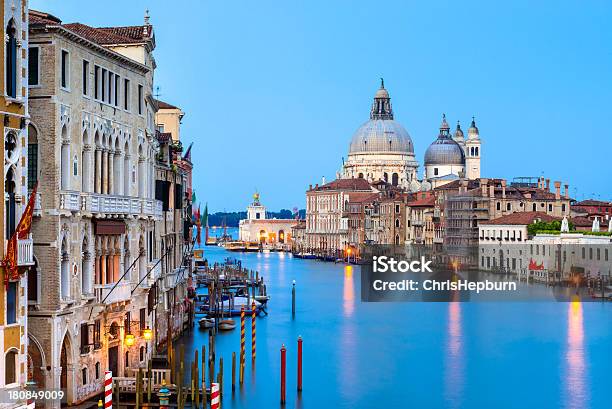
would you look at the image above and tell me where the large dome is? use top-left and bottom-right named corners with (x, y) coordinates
top-left (349, 119), bottom-right (414, 154)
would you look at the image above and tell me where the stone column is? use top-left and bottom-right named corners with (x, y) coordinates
top-left (82, 144), bottom-right (92, 192)
top-left (102, 150), bottom-right (109, 194)
top-left (138, 155), bottom-right (146, 198)
top-left (95, 148), bottom-right (102, 193)
top-left (100, 254), bottom-right (107, 285)
top-left (123, 154), bottom-right (131, 196)
top-left (108, 150), bottom-right (115, 195)
top-left (114, 149), bottom-right (123, 196)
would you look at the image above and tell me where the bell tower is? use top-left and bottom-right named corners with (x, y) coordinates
top-left (465, 117), bottom-right (481, 179)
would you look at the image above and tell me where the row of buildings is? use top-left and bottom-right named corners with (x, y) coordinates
top-left (295, 82), bottom-right (611, 279)
top-left (1, 5), bottom-right (195, 407)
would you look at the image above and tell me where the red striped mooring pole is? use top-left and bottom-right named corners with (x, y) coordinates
top-left (211, 382), bottom-right (220, 409)
top-left (240, 307), bottom-right (245, 366)
top-left (104, 371), bottom-right (112, 408)
top-left (297, 336), bottom-right (303, 391)
top-left (251, 301), bottom-right (256, 363)
top-left (280, 344), bottom-right (286, 404)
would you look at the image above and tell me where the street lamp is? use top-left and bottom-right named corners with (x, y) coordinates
top-left (143, 327), bottom-right (153, 341)
top-left (125, 333), bottom-right (136, 347)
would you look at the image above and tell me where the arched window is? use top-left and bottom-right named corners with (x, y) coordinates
top-left (28, 125), bottom-right (39, 189)
top-left (358, 173), bottom-right (363, 179)
top-left (383, 172), bottom-right (388, 182)
top-left (392, 173), bottom-right (399, 186)
top-left (139, 346), bottom-right (145, 362)
top-left (5, 166), bottom-right (17, 238)
top-left (395, 219), bottom-right (400, 228)
top-left (82, 237), bottom-right (92, 295)
top-left (124, 352), bottom-right (129, 370)
top-left (61, 238), bottom-right (70, 300)
top-left (5, 349), bottom-right (17, 385)
top-left (60, 126), bottom-right (70, 190)
top-left (82, 368), bottom-right (88, 385)
top-left (532, 203), bottom-right (537, 212)
top-left (5, 19), bottom-right (17, 98)
top-left (28, 258), bottom-right (39, 303)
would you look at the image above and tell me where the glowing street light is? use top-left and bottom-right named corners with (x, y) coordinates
top-left (125, 333), bottom-right (135, 347)
top-left (143, 327), bottom-right (153, 341)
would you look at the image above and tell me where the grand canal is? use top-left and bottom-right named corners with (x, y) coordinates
top-left (176, 242), bottom-right (611, 409)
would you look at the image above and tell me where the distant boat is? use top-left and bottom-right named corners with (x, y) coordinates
top-left (245, 242), bottom-right (260, 252)
top-left (218, 319), bottom-right (236, 331)
top-left (300, 252), bottom-right (317, 259)
top-left (224, 241), bottom-right (246, 251)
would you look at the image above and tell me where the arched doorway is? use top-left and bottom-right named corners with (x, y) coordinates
top-left (28, 335), bottom-right (45, 389)
top-left (60, 332), bottom-right (74, 403)
top-left (259, 230), bottom-right (266, 244)
top-left (278, 230), bottom-right (285, 244)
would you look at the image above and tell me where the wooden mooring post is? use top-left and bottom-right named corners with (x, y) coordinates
top-left (232, 352), bottom-right (236, 391)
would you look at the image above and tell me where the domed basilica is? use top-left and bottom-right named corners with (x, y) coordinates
top-left (341, 80), bottom-right (481, 191)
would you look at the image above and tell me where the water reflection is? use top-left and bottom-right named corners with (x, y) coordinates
top-left (444, 300), bottom-right (463, 408)
top-left (565, 299), bottom-right (588, 409)
top-left (343, 265), bottom-right (354, 318)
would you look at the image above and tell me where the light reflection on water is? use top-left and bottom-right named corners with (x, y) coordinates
top-left (343, 265), bottom-right (354, 318)
top-left (445, 300), bottom-right (463, 408)
top-left (565, 299), bottom-right (588, 409)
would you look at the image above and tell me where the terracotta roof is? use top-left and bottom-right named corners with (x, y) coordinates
top-left (481, 212), bottom-right (559, 225)
top-left (347, 192), bottom-right (379, 204)
top-left (573, 199), bottom-right (611, 207)
top-left (408, 193), bottom-right (435, 207)
top-left (30, 9), bottom-right (153, 46)
top-left (309, 178), bottom-right (373, 192)
top-left (155, 99), bottom-right (180, 110)
top-left (29, 9), bottom-right (61, 25)
top-left (570, 216), bottom-right (594, 227)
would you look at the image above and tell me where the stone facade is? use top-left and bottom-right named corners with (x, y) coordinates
top-left (27, 10), bottom-right (161, 407)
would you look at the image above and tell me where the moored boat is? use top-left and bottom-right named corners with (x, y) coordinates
top-left (218, 319), bottom-right (236, 331)
top-left (198, 318), bottom-right (215, 329)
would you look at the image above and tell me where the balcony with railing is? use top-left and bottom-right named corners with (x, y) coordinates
top-left (58, 191), bottom-right (163, 219)
top-left (17, 235), bottom-right (34, 266)
top-left (94, 282), bottom-right (131, 304)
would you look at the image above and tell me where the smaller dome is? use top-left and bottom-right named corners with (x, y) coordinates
top-left (425, 115), bottom-right (465, 166)
top-left (375, 87), bottom-right (389, 99)
top-left (454, 121), bottom-right (464, 139)
top-left (468, 116), bottom-right (479, 138)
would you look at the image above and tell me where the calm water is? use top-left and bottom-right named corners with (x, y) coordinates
top-left (177, 241), bottom-right (611, 409)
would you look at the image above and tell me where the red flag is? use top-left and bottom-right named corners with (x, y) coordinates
top-left (3, 184), bottom-right (37, 285)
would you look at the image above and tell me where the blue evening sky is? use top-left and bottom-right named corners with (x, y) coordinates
top-left (32, 0), bottom-right (612, 212)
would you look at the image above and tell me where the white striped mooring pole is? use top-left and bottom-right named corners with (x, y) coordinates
top-left (211, 382), bottom-right (220, 409)
top-left (104, 371), bottom-right (112, 408)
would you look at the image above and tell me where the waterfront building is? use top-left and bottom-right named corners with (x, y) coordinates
top-left (153, 100), bottom-right (192, 350)
top-left (305, 178), bottom-right (374, 255)
top-left (0, 0), bottom-right (33, 404)
top-left (27, 10), bottom-right (161, 405)
top-left (571, 199), bottom-right (612, 222)
top-left (341, 80), bottom-right (419, 189)
top-left (478, 212), bottom-right (611, 279)
top-left (405, 192), bottom-right (436, 245)
top-left (445, 177), bottom-right (571, 249)
top-left (238, 193), bottom-right (297, 249)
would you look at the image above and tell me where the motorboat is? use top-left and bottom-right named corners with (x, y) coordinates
top-left (218, 319), bottom-right (236, 331)
top-left (198, 318), bottom-right (215, 329)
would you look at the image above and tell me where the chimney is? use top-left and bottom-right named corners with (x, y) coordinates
top-left (322, 176), bottom-right (326, 185)
top-left (545, 179), bottom-right (550, 192)
top-left (481, 178), bottom-right (488, 197)
top-left (564, 184), bottom-right (569, 199)
top-left (554, 181), bottom-right (561, 200)
top-left (489, 185), bottom-right (495, 198)
top-left (309, 184), bottom-right (312, 190)
top-left (315, 184), bottom-right (319, 189)
top-left (460, 179), bottom-right (468, 193)
top-left (501, 179), bottom-right (506, 199)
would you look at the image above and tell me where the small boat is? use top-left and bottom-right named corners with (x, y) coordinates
top-left (224, 241), bottom-right (247, 251)
top-left (245, 242), bottom-right (260, 252)
top-left (199, 318), bottom-right (215, 329)
top-left (301, 253), bottom-right (317, 259)
top-left (254, 295), bottom-right (270, 304)
top-left (218, 319), bottom-right (236, 331)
